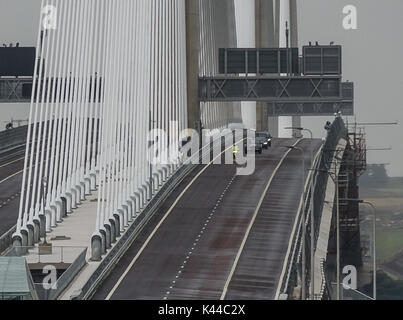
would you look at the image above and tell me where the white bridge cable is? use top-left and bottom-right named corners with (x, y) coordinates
top-left (199, 0), bottom-right (240, 129)
top-left (44, 0), bottom-right (69, 224)
top-left (16, 0), bottom-right (45, 235)
top-left (14, 0), bottom-right (189, 258)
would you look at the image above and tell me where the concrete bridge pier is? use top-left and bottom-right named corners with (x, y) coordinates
top-left (26, 223), bottom-right (35, 247)
top-left (75, 184), bottom-right (84, 202)
top-left (12, 233), bottom-right (25, 255)
top-left (91, 232), bottom-right (103, 261)
top-left (55, 199), bottom-right (63, 220)
top-left (104, 222), bottom-right (112, 249)
top-left (48, 206), bottom-right (57, 228)
top-left (118, 207), bottom-right (128, 230)
top-left (124, 201), bottom-right (134, 223)
top-left (129, 194), bottom-right (139, 219)
top-left (20, 227), bottom-right (29, 251)
top-left (90, 173), bottom-right (97, 191)
top-left (113, 213), bottom-right (121, 238)
top-left (71, 188), bottom-right (78, 209)
top-left (79, 182), bottom-right (87, 200)
top-left (33, 218), bottom-right (41, 243)
top-left (39, 214), bottom-right (46, 238)
top-left (45, 209), bottom-right (52, 232)
top-left (109, 218), bottom-right (117, 244)
top-left (133, 192), bottom-right (142, 214)
top-left (162, 166), bottom-right (169, 182)
top-left (65, 192), bottom-right (72, 213)
top-left (153, 173), bottom-right (160, 193)
top-left (99, 227), bottom-right (107, 255)
top-left (51, 204), bottom-right (61, 223)
top-left (84, 176), bottom-right (91, 195)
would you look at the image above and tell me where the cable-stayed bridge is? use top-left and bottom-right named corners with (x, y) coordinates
top-left (0, 0), bottom-right (365, 301)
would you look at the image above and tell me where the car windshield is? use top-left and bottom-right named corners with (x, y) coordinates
top-left (256, 132), bottom-right (267, 138)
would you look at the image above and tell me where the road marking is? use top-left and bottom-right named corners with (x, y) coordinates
top-left (0, 191), bottom-right (21, 207)
top-left (0, 169), bottom-right (24, 185)
top-left (220, 139), bottom-right (302, 300)
top-left (164, 171), bottom-right (237, 300)
top-left (274, 145), bottom-right (323, 300)
top-left (105, 140), bottom-right (245, 300)
top-left (0, 156), bottom-right (25, 168)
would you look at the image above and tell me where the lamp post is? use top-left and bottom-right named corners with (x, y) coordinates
top-left (41, 176), bottom-right (48, 245)
top-left (285, 145), bottom-right (306, 299)
top-left (339, 198), bottom-right (377, 300)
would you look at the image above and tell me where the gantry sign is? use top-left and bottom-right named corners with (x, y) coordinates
top-left (199, 44), bottom-right (354, 116)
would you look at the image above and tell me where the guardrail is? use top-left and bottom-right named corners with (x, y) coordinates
top-left (0, 226), bottom-right (16, 255)
top-left (0, 125), bottom-right (30, 165)
top-left (278, 142), bottom-right (323, 299)
top-left (278, 117), bottom-right (348, 299)
top-left (0, 125), bottom-right (28, 150)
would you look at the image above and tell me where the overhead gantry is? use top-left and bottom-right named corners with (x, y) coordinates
top-left (199, 45), bottom-right (354, 118)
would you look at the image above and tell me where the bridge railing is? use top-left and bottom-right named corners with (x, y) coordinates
top-left (0, 125), bottom-right (28, 161)
top-left (0, 226), bottom-right (16, 255)
top-left (279, 117), bottom-right (348, 299)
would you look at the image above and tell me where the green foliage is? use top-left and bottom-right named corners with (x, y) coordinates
top-left (361, 271), bottom-right (403, 300)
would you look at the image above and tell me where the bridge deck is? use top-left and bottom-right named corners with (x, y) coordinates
top-left (93, 138), bottom-right (322, 300)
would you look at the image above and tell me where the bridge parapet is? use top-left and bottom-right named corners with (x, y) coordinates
top-left (278, 116), bottom-right (349, 299)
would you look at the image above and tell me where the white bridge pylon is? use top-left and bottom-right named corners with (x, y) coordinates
top-left (13, 0), bottom-right (188, 260)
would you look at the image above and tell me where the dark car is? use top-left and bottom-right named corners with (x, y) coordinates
top-left (256, 131), bottom-right (272, 149)
top-left (244, 137), bottom-right (263, 154)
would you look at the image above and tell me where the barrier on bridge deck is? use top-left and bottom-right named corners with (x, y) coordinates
top-left (0, 125), bottom-right (28, 162)
top-left (278, 116), bottom-right (348, 299)
top-left (0, 226), bottom-right (16, 255)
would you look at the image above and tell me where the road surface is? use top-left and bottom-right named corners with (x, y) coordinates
top-left (93, 138), bottom-right (322, 300)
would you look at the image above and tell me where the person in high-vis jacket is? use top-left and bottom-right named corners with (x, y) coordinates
top-left (232, 144), bottom-right (239, 161)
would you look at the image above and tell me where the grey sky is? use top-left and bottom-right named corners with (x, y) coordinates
top-left (298, 0), bottom-right (403, 177)
top-left (0, 0), bottom-right (402, 176)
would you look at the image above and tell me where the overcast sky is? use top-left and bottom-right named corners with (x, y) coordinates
top-left (0, 0), bottom-right (402, 176)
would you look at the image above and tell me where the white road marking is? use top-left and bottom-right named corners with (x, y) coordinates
top-left (0, 169), bottom-right (24, 185)
top-left (0, 156), bottom-right (25, 168)
top-left (167, 172), bottom-right (236, 298)
top-left (105, 141), bottom-right (244, 300)
top-left (220, 139), bottom-right (302, 300)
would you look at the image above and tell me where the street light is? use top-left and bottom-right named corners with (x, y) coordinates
top-left (356, 121), bottom-right (398, 126)
top-left (285, 145), bottom-right (306, 300)
top-left (339, 198), bottom-right (377, 300)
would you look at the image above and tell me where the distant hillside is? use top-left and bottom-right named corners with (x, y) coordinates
top-left (360, 164), bottom-right (403, 198)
